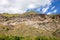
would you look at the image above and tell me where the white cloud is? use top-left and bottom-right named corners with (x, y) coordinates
top-left (0, 0), bottom-right (52, 13)
top-left (51, 6), bottom-right (55, 10)
top-left (0, 0), bottom-right (10, 6)
top-left (42, 6), bottom-right (49, 13)
top-left (47, 12), bottom-right (52, 15)
top-left (27, 4), bottom-right (37, 9)
top-left (42, 0), bottom-right (53, 13)
top-left (52, 9), bottom-right (57, 13)
top-left (47, 9), bottom-right (57, 15)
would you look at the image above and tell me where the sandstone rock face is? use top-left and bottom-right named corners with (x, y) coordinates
top-left (0, 13), bottom-right (60, 36)
top-left (2, 14), bottom-right (60, 31)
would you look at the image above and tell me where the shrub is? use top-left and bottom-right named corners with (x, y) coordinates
top-left (0, 36), bottom-right (59, 40)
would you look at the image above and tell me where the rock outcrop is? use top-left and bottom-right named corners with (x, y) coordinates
top-left (0, 12), bottom-right (60, 37)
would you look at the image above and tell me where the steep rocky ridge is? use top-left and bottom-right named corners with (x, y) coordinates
top-left (0, 12), bottom-right (60, 37)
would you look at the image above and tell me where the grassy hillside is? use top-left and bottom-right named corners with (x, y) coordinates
top-left (1, 13), bottom-right (20, 18)
top-left (0, 12), bottom-right (60, 40)
top-left (0, 24), bottom-right (60, 40)
top-left (0, 12), bottom-right (36, 18)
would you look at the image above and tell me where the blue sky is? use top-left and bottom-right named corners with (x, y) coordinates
top-left (27, 0), bottom-right (60, 14)
top-left (45, 0), bottom-right (60, 14)
top-left (0, 0), bottom-right (60, 14)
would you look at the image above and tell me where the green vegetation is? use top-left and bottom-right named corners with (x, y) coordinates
top-left (0, 36), bottom-right (59, 40)
top-left (53, 29), bottom-right (60, 37)
top-left (0, 23), bottom-right (60, 40)
top-left (0, 12), bottom-right (36, 18)
top-left (23, 11), bottom-right (37, 15)
top-left (0, 24), bottom-right (59, 40)
top-left (1, 13), bottom-right (20, 18)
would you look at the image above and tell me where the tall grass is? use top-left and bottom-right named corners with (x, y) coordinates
top-left (0, 36), bottom-right (59, 40)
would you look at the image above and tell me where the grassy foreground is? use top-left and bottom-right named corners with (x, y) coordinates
top-left (0, 24), bottom-right (59, 40)
top-left (0, 36), bottom-right (59, 40)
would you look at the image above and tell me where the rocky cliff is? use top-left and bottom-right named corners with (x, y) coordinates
top-left (0, 12), bottom-right (60, 37)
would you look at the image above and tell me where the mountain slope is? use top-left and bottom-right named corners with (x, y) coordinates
top-left (0, 12), bottom-right (60, 39)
